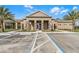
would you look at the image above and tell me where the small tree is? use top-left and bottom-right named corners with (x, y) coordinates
top-left (0, 6), bottom-right (14, 32)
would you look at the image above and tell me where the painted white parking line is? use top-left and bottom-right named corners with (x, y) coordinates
top-left (0, 32), bottom-right (19, 40)
top-left (32, 40), bottom-right (49, 52)
top-left (30, 32), bottom-right (50, 52)
top-left (30, 31), bottom-right (64, 53)
top-left (30, 32), bottom-right (38, 53)
top-left (45, 33), bottom-right (64, 53)
top-left (37, 36), bottom-right (45, 40)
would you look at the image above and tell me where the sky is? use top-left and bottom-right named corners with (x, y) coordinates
top-left (3, 5), bottom-right (79, 20)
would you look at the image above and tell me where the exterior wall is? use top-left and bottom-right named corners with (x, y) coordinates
top-left (57, 22), bottom-right (73, 30)
top-left (51, 20), bottom-right (58, 30)
top-left (50, 20), bottom-right (73, 30)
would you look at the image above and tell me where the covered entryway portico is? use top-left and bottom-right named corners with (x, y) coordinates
top-left (25, 11), bottom-right (52, 31)
top-left (28, 20), bottom-right (49, 30)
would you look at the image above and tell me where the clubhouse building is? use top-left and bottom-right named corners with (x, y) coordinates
top-left (0, 11), bottom-right (73, 31)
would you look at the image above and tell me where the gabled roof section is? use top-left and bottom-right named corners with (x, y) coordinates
top-left (26, 11), bottom-right (51, 18)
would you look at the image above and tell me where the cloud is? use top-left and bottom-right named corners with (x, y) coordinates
top-left (24, 5), bottom-right (38, 12)
top-left (26, 9), bottom-right (31, 12)
top-left (73, 6), bottom-right (78, 10)
top-left (50, 7), bottom-right (69, 15)
top-left (24, 5), bottom-right (33, 9)
top-left (50, 7), bottom-right (61, 15)
top-left (60, 9), bottom-right (68, 14)
top-left (24, 5), bottom-right (34, 12)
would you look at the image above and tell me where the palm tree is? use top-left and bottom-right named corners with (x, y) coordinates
top-left (63, 9), bottom-right (79, 31)
top-left (0, 6), bottom-right (14, 32)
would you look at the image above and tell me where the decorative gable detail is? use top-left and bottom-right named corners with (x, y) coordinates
top-left (27, 11), bottom-right (51, 18)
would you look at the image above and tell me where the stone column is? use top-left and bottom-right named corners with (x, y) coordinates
top-left (49, 21), bottom-right (51, 30)
top-left (3, 22), bottom-right (5, 31)
top-left (23, 21), bottom-right (26, 30)
top-left (26, 23), bottom-right (28, 31)
top-left (34, 20), bottom-right (36, 30)
top-left (20, 22), bottom-right (22, 30)
top-left (41, 20), bottom-right (44, 30)
top-left (16, 22), bottom-right (18, 29)
top-left (23, 23), bottom-right (26, 30)
top-left (24, 23), bottom-right (25, 30)
top-left (52, 24), bottom-right (54, 30)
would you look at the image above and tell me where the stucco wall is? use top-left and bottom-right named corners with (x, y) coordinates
top-left (57, 22), bottom-right (73, 30)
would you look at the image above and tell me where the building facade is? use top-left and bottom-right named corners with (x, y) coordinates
top-left (0, 11), bottom-right (74, 32)
top-left (15, 11), bottom-right (73, 31)
top-left (26, 11), bottom-right (52, 31)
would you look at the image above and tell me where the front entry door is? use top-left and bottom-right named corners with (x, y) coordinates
top-left (36, 21), bottom-right (41, 30)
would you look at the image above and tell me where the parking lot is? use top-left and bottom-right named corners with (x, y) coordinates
top-left (0, 31), bottom-right (79, 53)
top-left (48, 32), bottom-right (79, 53)
top-left (0, 32), bottom-right (36, 53)
top-left (0, 32), bottom-right (58, 53)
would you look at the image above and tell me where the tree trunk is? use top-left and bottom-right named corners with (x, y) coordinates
top-left (72, 20), bottom-right (75, 32)
top-left (1, 20), bottom-right (4, 32)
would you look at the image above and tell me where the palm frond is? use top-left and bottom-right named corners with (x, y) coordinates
top-left (63, 9), bottom-right (79, 20)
